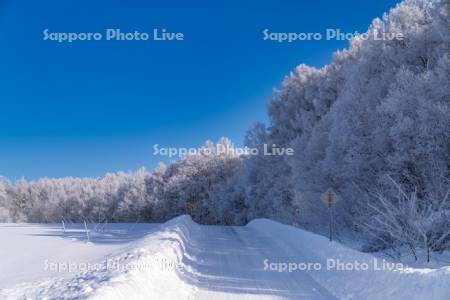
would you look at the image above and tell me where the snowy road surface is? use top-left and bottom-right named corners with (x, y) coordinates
top-left (184, 225), bottom-right (336, 299)
top-left (1, 216), bottom-right (449, 299)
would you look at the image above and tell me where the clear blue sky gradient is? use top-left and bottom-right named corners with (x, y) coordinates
top-left (0, 0), bottom-right (400, 180)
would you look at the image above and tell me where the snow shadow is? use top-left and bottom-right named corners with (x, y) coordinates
top-left (27, 223), bottom-right (160, 245)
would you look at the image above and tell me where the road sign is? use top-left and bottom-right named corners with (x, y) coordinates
top-left (321, 189), bottom-right (338, 242)
top-left (186, 201), bottom-right (196, 211)
top-left (321, 189), bottom-right (338, 208)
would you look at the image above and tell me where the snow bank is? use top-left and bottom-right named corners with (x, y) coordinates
top-left (0, 216), bottom-right (199, 300)
top-left (247, 219), bottom-right (450, 300)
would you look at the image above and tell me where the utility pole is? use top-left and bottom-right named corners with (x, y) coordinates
top-left (321, 189), bottom-right (338, 242)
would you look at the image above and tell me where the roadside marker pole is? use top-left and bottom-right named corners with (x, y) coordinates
top-left (84, 220), bottom-right (90, 242)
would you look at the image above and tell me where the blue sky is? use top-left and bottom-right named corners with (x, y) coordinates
top-left (0, 0), bottom-right (400, 180)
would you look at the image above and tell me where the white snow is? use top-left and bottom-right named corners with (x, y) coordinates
top-left (248, 219), bottom-right (450, 300)
top-left (0, 223), bottom-right (159, 289)
top-left (1, 216), bottom-right (449, 299)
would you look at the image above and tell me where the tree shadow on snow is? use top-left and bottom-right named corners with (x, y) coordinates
top-left (26, 223), bottom-right (160, 245)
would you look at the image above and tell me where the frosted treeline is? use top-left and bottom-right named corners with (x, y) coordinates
top-left (0, 0), bottom-right (449, 256)
top-left (0, 138), bottom-right (242, 224)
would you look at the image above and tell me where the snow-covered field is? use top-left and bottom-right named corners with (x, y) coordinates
top-left (1, 216), bottom-right (449, 300)
top-left (0, 222), bottom-right (159, 289)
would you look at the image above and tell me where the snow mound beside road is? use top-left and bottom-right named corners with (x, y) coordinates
top-left (248, 219), bottom-right (450, 300)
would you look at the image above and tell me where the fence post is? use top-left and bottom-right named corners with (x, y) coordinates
top-left (84, 220), bottom-right (90, 242)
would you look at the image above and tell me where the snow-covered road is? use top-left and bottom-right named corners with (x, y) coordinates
top-left (182, 225), bottom-right (335, 299)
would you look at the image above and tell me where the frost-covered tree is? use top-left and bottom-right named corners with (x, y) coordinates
top-left (115, 168), bottom-right (149, 222)
top-left (210, 0), bottom-right (450, 238)
top-left (361, 176), bottom-right (450, 261)
top-left (0, 139), bottom-right (242, 224)
top-left (157, 138), bottom-right (242, 223)
top-left (0, 177), bottom-right (12, 222)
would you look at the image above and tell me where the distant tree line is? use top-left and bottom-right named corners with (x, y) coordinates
top-left (0, 138), bottom-right (241, 224)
